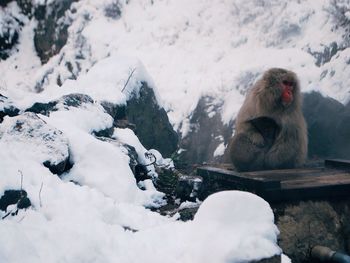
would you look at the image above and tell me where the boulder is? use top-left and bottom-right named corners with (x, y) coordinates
top-left (0, 189), bottom-right (31, 212)
top-left (101, 82), bottom-right (179, 157)
top-left (0, 94), bottom-right (20, 123)
top-left (178, 96), bottom-right (233, 166)
top-left (26, 93), bottom-right (114, 137)
top-left (302, 91), bottom-right (350, 159)
top-left (0, 112), bottom-right (70, 175)
top-left (126, 82), bottom-right (179, 157)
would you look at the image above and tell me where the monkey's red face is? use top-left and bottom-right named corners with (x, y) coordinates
top-left (281, 80), bottom-right (294, 106)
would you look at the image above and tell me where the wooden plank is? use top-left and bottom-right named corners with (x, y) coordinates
top-left (325, 159), bottom-right (350, 170)
top-left (241, 168), bottom-right (335, 181)
top-left (262, 184), bottom-right (350, 202)
top-left (197, 163), bottom-right (350, 202)
top-left (281, 173), bottom-right (350, 189)
top-left (197, 166), bottom-right (280, 189)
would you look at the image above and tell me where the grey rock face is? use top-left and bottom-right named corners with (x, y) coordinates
top-left (303, 91), bottom-right (350, 159)
top-left (33, 0), bottom-right (78, 64)
top-left (122, 82), bottom-right (179, 157)
top-left (178, 96), bottom-right (233, 166)
top-left (0, 11), bottom-right (20, 60)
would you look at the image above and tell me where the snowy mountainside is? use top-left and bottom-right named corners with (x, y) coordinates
top-left (1, 0), bottom-right (350, 132)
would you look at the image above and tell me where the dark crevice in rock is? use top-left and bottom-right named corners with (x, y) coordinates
top-left (43, 157), bottom-right (73, 176)
top-left (0, 190), bottom-right (31, 211)
top-left (25, 101), bottom-right (58, 116)
top-left (93, 126), bottom-right (114, 138)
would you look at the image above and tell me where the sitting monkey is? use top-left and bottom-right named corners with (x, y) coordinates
top-left (229, 68), bottom-right (307, 172)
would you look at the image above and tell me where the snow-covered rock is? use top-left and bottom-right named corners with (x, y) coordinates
top-left (0, 94), bottom-right (20, 122)
top-left (0, 112), bottom-right (70, 175)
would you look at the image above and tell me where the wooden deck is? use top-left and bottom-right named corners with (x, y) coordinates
top-left (197, 159), bottom-right (350, 202)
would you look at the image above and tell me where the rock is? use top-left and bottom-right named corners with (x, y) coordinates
top-left (100, 102), bottom-right (137, 131)
top-left (0, 0), bottom-right (13, 7)
top-left (92, 127), bottom-right (114, 138)
top-left (154, 168), bottom-right (179, 197)
top-left (275, 199), bottom-right (350, 263)
top-left (0, 112), bottom-right (70, 175)
top-left (97, 137), bottom-right (142, 181)
top-left (0, 13), bottom-right (20, 60)
top-left (0, 94), bottom-right (20, 123)
top-left (16, 0), bottom-right (33, 16)
top-left (26, 93), bottom-right (94, 115)
top-left (306, 42), bottom-right (341, 66)
top-left (302, 91), bottom-right (350, 159)
top-left (126, 82), bottom-right (179, 157)
top-left (178, 96), bottom-right (233, 166)
top-left (101, 82), bottom-right (178, 157)
top-left (177, 206), bottom-right (199, 221)
top-left (59, 93), bottom-right (94, 108)
top-left (104, 0), bottom-right (121, 19)
top-left (0, 190), bottom-right (31, 211)
top-left (175, 175), bottom-right (202, 202)
top-left (253, 255), bottom-right (281, 263)
top-left (33, 0), bottom-right (77, 64)
top-left (26, 93), bottom-right (113, 137)
top-left (25, 101), bottom-right (58, 116)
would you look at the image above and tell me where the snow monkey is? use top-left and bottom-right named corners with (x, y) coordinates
top-left (229, 68), bottom-right (307, 172)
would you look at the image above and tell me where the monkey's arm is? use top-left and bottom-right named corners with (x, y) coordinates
top-left (236, 121), bottom-right (265, 147)
top-left (229, 133), bottom-right (265, 172)
top-left (249, 116), bottom-right (280, 148)
top-left (264, 125), bottom-right (304, 169)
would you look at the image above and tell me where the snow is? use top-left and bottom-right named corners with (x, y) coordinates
top-left (187, 191), bottom-right (281, 262)
top-left (2, 0), bottom-right (348, 133)
top-left (2, 0), bottom-right (350, 261)
top-left (214, 142), bottom-right (226, 158)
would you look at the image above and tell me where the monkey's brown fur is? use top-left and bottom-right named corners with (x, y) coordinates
top-left (229, 68), bottom-right (307, 172)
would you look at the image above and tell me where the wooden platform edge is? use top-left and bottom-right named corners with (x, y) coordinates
top-left (196, 163), bottom-right (350, 203)
top-left (325, 159), bottom-right (350, 170)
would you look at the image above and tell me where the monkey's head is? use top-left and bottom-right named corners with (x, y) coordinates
top-left (258, 68), bottom-right (301, 110)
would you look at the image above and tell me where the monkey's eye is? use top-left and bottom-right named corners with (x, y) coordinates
top-left (282, 80), bottom-right (294, 87)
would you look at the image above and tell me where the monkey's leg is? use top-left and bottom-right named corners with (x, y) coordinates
top-left (229, 133), bottom-right (265, 172)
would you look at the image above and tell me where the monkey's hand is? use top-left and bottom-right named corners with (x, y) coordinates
top-left (248, 131), bottom-right (265, 148)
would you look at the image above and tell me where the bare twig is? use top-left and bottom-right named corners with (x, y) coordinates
top-left (2, 207), bottom-right (18, 219)
top-left (144, 152), bottom-right (157, 167)
top-left (2, 170), bottom-right (27, 220)
top-left (39, 182), bottom-right (43, 207)
top-left (121, 68), bottom-right (136, 93)
top-left (18, 170), bottom-right (23, 192)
